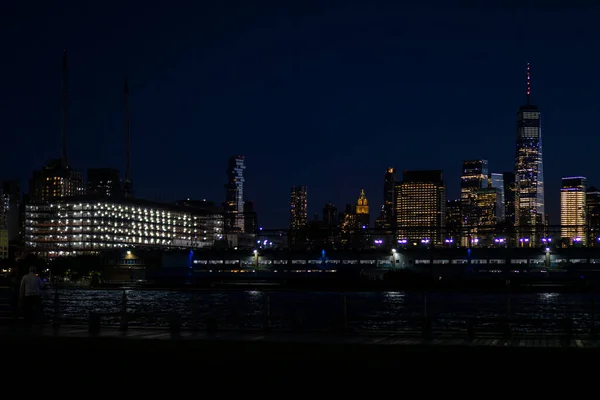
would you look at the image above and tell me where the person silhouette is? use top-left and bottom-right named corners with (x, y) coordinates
top-left (20, 266), bottom-right (45, 326)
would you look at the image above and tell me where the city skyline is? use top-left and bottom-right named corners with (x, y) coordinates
top-left (3, 3), bottom-right (600, 228)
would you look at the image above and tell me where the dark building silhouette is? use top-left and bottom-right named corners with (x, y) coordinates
top-left (0, 181), bottom-right (20, 242)
top-left (29, 160), bottom-right (85, 203)
top-left (176, 198), bottom-right (216, 209)
top-left (223, 156), bottom-right (245, 232)
top-left (587, 187), bottom-right (600, 245)
top-left (445, 199), bottom-right (461, 243)
top-left (490, 173), bottom-right (506, 221)
top-left (87, 168), bottom-right (122, 198)
top-left (503, 172), bottom-right (516, 225)
top-left (322, 202), bottom-right (338, 228)
top-left (382, 168), bottom-right (396, 228)
top-left (243, 200), bottom-right (258, 234)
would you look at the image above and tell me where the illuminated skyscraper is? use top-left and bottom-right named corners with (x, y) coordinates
top-left (561, 177), bottom-right (587, 245)
top-left (460, 160), bottom-right (488, 245)
top-left (223, 156), bottom-right (245, 232)
top-left (355, 189), bottom-right (370, 228)
top-left (290, 186), bottom-right (308, 230)
top-left (473, 187), bottom-right (503, 245)
top-left (515, 63), bottom-right (545, 233)
top-left (460, 160), bottom-right (488, 227)
top-left (396, 170), bottom-right (446, 244)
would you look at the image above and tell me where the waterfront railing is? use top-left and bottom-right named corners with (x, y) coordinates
top-left (36, 287), bottom-right (600, 341)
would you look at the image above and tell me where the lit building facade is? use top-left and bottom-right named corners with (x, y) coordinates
top-left (224, 156), bottom-right (245, 232)
top-left (473, 187), bottom-right (503, 245)
top-left (25, 199), bottom-right (224, 257)
top-left (561, 177), bottom-right (587, 245)
top-left (355, 189), bottom-right (370, 228)
top-left (290, 186), bottom-right (308, 230)
top-left (29, 160), bottom-right (85, 204)
top-left (460, 160), bottom-right (488, 245)
top-left (460, 160), bottom-right (488, 227)
top-left (515, 64), bottom-right (545, 232)
top-left (396, 170), bottom-right (446, 244)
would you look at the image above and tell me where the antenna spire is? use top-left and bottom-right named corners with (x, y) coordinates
top-left (61, 49), bottom-right (68, 168)
top-left (124, 78), bottom-right (130, 182)
top-left (526, 62), bottom-right (531, 105)
top-left (124, 77), bottom-right (133, 197)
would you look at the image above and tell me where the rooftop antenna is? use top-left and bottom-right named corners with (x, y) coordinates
top-left (526, 62), bottom-right (531, 105)
top-left (61, 49), bottom-right (68, 168)
top-left (124, 78), bottom-right (131, 184)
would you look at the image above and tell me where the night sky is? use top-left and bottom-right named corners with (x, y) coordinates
top-left (1, 2), bottom-right (599, 228)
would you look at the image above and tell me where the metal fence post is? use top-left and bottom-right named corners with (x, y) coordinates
top-left (263, 293), bottom-right (271, 333)
top-left (120, 290), bottom-right (128, 331)
top-left (191, 291), bottom-right (198, 332)
top-left (89, 312), bottom-right (100, 334)
top-left (52, 280), bottom-right (60, 328)
top-left (591, 298), bottom-right (596, 337)
top-left (341, 294), bottom-right (347, 333)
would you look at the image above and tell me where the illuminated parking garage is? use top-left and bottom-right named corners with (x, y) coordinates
top-left (25, 198), bottom-right (224, 256)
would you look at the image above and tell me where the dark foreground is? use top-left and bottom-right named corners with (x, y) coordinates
top-left (4, 326), bottom-right (600, 366)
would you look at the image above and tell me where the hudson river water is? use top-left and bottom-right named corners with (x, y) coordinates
top-left (42, 288), bottom-right (600, 334)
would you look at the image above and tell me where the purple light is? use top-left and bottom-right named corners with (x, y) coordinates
top-left (398, 239), bottom-right (407, 244)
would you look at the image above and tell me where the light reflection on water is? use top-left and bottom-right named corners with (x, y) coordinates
top-left (41, 289), bottom-right (600, 332)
